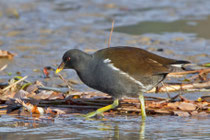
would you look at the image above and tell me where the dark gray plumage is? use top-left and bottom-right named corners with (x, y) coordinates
top-left (60, 46), bottom-right (189, 99)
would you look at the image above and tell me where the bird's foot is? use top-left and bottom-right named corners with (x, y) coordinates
top-left (82, 99), bottom-right (119, 119)
top-left (82, 111), bottom-right (104, 118)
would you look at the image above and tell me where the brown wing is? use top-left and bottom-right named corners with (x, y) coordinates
top-left (94, 46), bottom-right (177, 78)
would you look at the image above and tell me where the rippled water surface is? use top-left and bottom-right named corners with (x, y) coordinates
top-left (0, 0), bottom-right (209, 139)
top-left (0, 115), bottom-right (209, 140)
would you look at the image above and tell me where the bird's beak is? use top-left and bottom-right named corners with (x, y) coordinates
top-left (55, 62), bottom-right (65, 73)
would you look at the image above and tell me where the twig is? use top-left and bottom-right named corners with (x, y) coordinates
top-left (14, 76), bottom-right (31, 84)
top-left (160, 82), bottom-right (171, 98)
top-left (168, 68), bottom-right (210, 77)
top-left (148, 80), bottom-right (210, 93)
top-left (1, 76), bottom-right (28, 93)
top-left (57, 73), bottom-right (74, 91)
top-left (0, 64), bottom-right (7, 72)
top-left (38, 104), bottom-right (102, 109)
top-left (38, 86), bottom-right (69, 93)
top-left (144, 96), bottom-right (168, 101)
top-left (185, 89), bottom-right (210, 92)
top-left (108, 20), bottom-right (115, 48)
top-left (0, 105), bottom-right (8, 109)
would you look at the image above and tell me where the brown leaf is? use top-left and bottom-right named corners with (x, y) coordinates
top-left (15, 99), bottom-right (45, 115)
top-left (167, 102), bottom-right (179, 109)
top-left (178, 102), bottom-right (196, 111)
top-left (196, 102), bottom-right (209, 109)
top-left (0, 110), bottom-right (7, 115)
top-left (191, 111), bottom-right (210, 116)
top-left (0, 50), bottom-right (15, 59)
top-left (46, 107), bottom-right (66, 115)
top-left (190, 111), bottom-right (198, 116)
top-left (153, 109), bottom-right (171, 114)
top-left (48, 92), bottom-right (64, 100)
top-left (35, 91), bottom-right (53, 100)
top-left (196, 112), bottom-right (208, 116)
top-left (36, 91), bottom-right (64, 100)
top-left (147, 101), bottom-right (162, 108)
top-left (26, 84), bottom-right (38, 93)
top-left (13, 90), bottom-right (30, 98)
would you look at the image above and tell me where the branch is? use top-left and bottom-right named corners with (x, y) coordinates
top-left (168, 68), bottom-right (210, 77)
top-left (108, 20), bottom-right (115, 48)
top-left (148, 80), bottom-right (210, 93)
top-left (1, 76), bottom-right (28, 93)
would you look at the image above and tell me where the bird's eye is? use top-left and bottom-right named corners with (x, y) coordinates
top-left (66, 57), bottom-right (71, 61)
top-left (63, 56), bottom-right (71, 63)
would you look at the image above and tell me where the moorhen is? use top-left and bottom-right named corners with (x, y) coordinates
top-left (56, 46), bottom-right (190, 119)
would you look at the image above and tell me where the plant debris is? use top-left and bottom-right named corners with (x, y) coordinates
top-left (0, 65), bottom-right (209, 118)
top-left (0, 50), bottom-right (15, 59)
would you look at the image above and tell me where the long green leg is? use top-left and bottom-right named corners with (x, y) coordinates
top-left (84, 99), bottom-right (119, 118)
top-left (139, 93), bottom-right (146, 120)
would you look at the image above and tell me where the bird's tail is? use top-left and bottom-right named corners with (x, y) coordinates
top-left (171, 60), bottom-right (208, 72)
top-left (170, 60), bottom-right (191, 71)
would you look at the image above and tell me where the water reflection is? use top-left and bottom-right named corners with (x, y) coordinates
top-left (0, 114), bottom-right (210, 139)
top-left (98, 119), bottom-right (145, 140)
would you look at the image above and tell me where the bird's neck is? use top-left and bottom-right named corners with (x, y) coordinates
top-left (74, 52), bottom-right (93, 73)
top-left (74, 52), bottom-right (96, 86)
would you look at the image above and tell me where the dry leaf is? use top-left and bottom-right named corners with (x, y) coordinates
top-left (178, 102), bottom-right (196, 111)
top-left (0, 50), bottom-right (15, 59)
top-left (197, 112), bottom-right (208, 116)
top-left (36, 91), bottom-right (54, 99)
top-left (48, 92), bottom-right (64, 100)
top-left (46, 107), bottom-right (66, 115)
top-left (167, 102), bottom-right (179, 109)
top-left (173, 111), bottom-right (190, 117)
top-left (190, 111), bottom-right (198, 116)
top-left (15, 99), bottom-right (45, 115)
top-left (153, 109), bottom-right (171, 114)
top-left (13, 90), bottom-right (30, 98)
top-left (36, 91), bottom-right (64, 100)
top-left (26, 84), bottom-right (38, 93)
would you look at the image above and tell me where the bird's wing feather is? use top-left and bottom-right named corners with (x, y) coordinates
top-left (94, 47), bottom-right (178, 79)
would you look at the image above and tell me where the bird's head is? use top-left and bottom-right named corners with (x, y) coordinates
top-left (56, 49), bottom-right (90, 73)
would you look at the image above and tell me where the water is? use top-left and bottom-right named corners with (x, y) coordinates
top-left (0, 0), bottom-right (209, 139)
top-left (114, 16), bottom-right (210, 39)
top-left (0, 115), bottom-right (209, 140)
